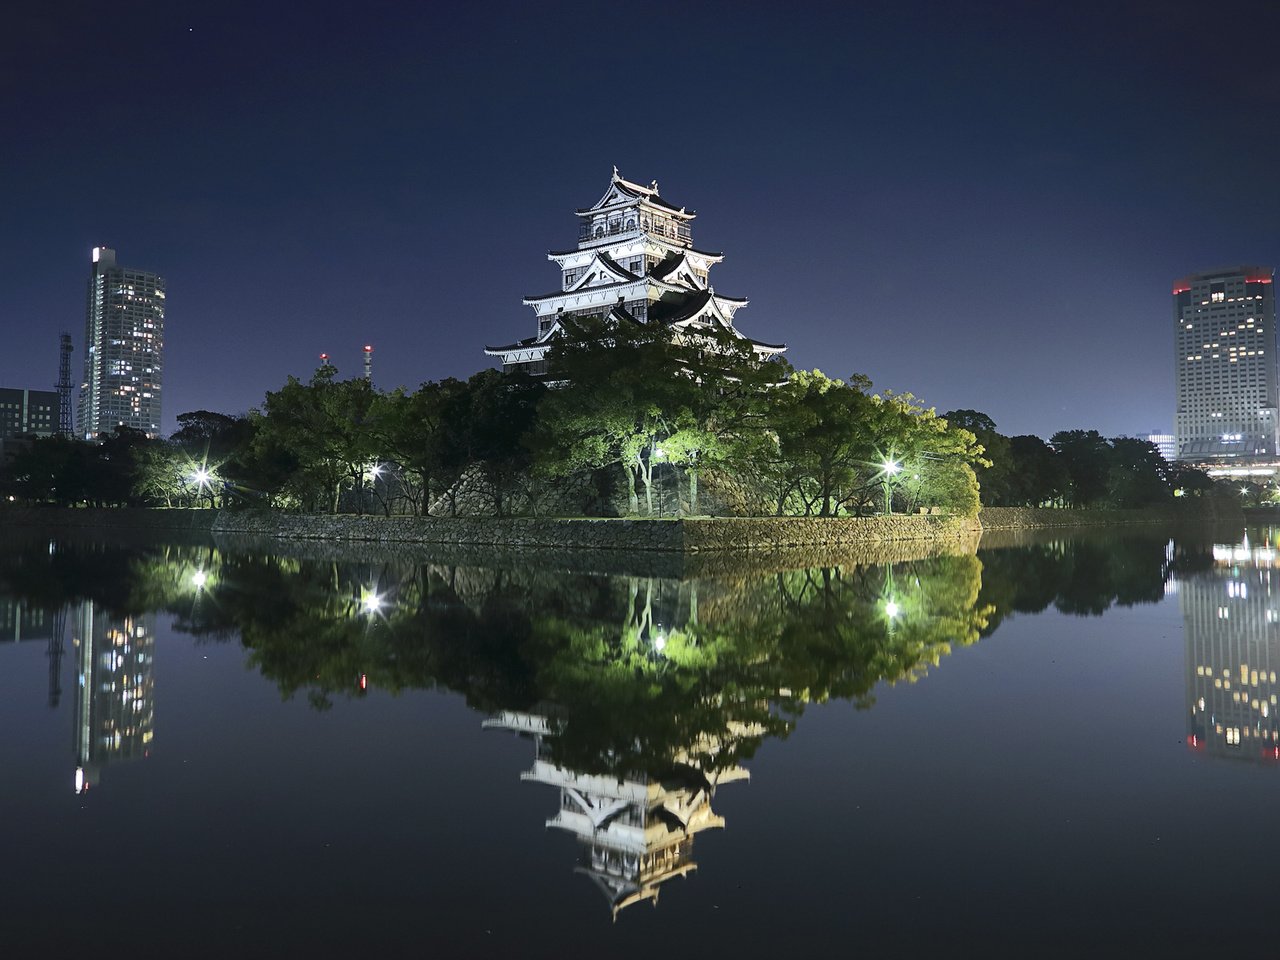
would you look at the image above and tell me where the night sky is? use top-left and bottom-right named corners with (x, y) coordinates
top-left (6, 0), bottom-right (1280, 440)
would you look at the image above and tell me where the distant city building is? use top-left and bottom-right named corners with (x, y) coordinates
top-left (486, 168), bottom-right (784, 375)
top-left (1146, 432), bottom-right (1175, 461)
top-left (0, 387), bottom-right (57, 439)
top-left (78, 246), bottom-right (165, 439)
top-left (1173, 267), bottom-right (1276, 461)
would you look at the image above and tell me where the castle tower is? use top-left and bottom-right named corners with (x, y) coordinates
top-left (485, 168), bottom-right (785, 375)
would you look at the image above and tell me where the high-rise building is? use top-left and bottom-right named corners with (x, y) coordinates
top-left (1173, 267), bottom-right (1276, 461)
top-left (486, 168), bottom-right (784, 374)
top-left (78, 246), bottom-right (165, 439)
top-left (0, 387), bottom-right (58, 439)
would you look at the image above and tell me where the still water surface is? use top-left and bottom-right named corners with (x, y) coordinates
top-left (2, 525), bottom-right (1277, 957)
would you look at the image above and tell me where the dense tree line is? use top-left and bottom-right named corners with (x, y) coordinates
top-left (0, 323), bottom-right (1216, 514)
top-left (940, 411), bottom-right (1215, 508)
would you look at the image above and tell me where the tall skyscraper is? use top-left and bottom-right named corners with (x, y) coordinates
top-left (1174, 267), bottom-right (1276, 461)
top-left (78, 246), bottom-right (165, 439)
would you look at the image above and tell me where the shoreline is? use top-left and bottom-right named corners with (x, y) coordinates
top-left (0, 503), bottom-right (1239, 557)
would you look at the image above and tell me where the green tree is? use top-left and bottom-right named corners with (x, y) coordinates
top-left (765, 370), bottom-right (880, 516)
top-left (1049, 430), bottom-right (1111, 507)
top-left (537, 317), bottom-right (681, 515)
top-left (660, 328), bottom-right (782, 514)
top-left (1004, 435), bottom-right (1069, 506)
top-left (368, 382), bottom-right (469, 516)
top-left (454, 369), bottom-right (545, 516)
top-left (1106, 436), bottom-right (1171, 507)
top-left (872, 391), bottom-right (986, 517)
top-left (255, 367), bottom-right (379, 513)
top-left (941, 409), bottom-right (1014, 506)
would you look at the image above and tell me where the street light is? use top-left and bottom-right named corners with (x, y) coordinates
top-left (882, 459), bottom-right (901, 515)
top-left (189, 466), bottom-right (214, 508)
top-left (359, 586), bottom-right (383, 615)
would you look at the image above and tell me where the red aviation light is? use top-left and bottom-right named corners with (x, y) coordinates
top-left (1172, 285), bottom-right (1191, 295)
top-left (364, 345), bottom-right (373, 352)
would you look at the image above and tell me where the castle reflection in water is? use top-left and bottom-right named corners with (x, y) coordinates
top-left (486, 710), bottom-right (755, 918)
top-left (1181, 532), bottom-right (1280, 764)
top-left (12, 526), bottom-right (1280, 920)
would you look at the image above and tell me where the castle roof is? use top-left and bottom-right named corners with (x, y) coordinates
top-left (576, 167), bottom-right (694, 219)
top-left (547, 241), bottom-right (724, 261)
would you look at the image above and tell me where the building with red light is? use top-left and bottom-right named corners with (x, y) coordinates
top-left (1173, 267), bottom-right (1276, 461)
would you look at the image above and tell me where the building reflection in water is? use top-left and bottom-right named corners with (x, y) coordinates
top-left (486, 710), bottom-right (756, 919)
top-left (73, 602), bottom-right (155, 793)
top-left (1184, 532), bottom-right (1280, 763)
top-left (0, 596), bottom-right (66, 707)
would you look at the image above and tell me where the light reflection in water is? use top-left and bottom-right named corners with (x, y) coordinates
top-left (1183, 529), bottom-right (1280, 764)
top-left (8, 525), bottom-right (1280, 929)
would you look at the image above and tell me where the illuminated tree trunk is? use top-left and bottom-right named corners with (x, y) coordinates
top-left (621, 463), bottom-right (640, 515)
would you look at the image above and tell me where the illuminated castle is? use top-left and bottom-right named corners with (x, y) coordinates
top-left (485, 709), bottom-right (750, 918)
top-left (485, 168), bottom-right (785, 375)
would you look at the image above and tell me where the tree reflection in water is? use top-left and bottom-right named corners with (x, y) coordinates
top-left (0, 530), bottom-right (999, 914)
top-left (0, 525), bottom-right (1206, 915)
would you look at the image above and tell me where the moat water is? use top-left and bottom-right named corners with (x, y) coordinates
top-left (2, 524), bottom-right (1277, 957)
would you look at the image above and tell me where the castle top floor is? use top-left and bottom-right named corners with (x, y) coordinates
top-left (575, 168), bottom-right (695, 248)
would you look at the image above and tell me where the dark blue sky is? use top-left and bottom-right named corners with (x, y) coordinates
top-left (5, 0), bottom-right (1279, 439)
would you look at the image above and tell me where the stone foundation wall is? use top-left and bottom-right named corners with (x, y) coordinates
top-left (2, 504), bottom-right (1237, 560)
top-left (978, 503), bottom-right (1239, 530)
top-left (210, 510), bottom-right (980, 553)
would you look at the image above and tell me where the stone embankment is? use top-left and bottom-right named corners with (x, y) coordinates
top-left (977, 504), bottom-right (1239, 530)
top-left (210, 511), bottom-right (980, 553)
top-left (0, 503), bottom-right (1236, 568)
